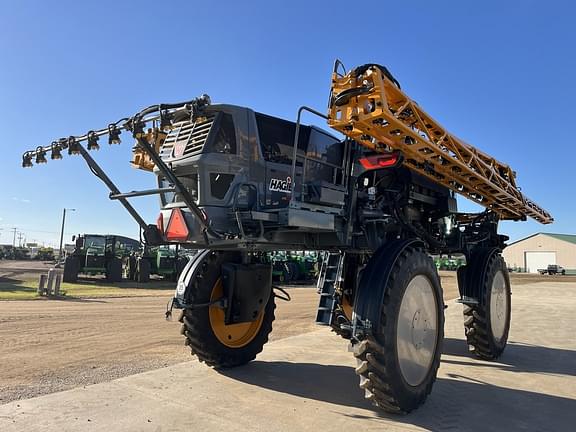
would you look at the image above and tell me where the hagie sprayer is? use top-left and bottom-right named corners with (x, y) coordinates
top-left (22, 61), bottom-right (552, 413)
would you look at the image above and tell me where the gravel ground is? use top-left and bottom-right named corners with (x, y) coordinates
top-left (1, 267), bottom-right (565, 405)
top-left (0, 289), bottom-right (320, 404)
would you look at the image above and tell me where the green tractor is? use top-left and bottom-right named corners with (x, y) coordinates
top-left (125, 245), bottom-right (190, 282)
top-left (271, 251), bottom-right (320, 283)
top-left (435, 255), bottom-right (465, 271)
top-left (285, 251), bottom-right (320, 282)
top-left (63, 234), bottom-right (140, 283)
top-left (270, 252), bottom-right (290, 283)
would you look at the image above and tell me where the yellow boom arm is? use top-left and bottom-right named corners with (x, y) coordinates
top-left (328, 63), bottom-right (552, 224)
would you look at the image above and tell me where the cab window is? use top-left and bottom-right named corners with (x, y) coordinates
top-left (256, 113), bottom-right (310, 165)
top-left (305, 129), bottom-right (344, 184)
top-left (208, 113), bottom-right (237, 154)
top-left (307, 129), bottom-right (343, 165)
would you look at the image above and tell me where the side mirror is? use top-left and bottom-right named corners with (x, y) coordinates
top-left (75, 237), bottom-right (84, 249)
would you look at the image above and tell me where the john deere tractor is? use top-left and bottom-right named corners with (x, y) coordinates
top-left (23, 61), bottom-right (552, 413)
top-left (63, 234), bottom-right (140, 283)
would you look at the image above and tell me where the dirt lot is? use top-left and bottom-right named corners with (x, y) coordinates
top-left (0, 262), bottom-right (572, 405)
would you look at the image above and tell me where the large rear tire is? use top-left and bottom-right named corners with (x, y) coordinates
top-left (106, 258), bottom-right (123, 282)
top-left (179, 251), bottom-right (275, 368)
top-left (353, 247), bottom-right (444, 414)
top-left (63, 256), bottom-right (79, 283)
top-left (463, 251), bottom-right (511, 360)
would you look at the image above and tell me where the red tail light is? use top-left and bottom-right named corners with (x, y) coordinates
top-left (359, 152), bottom-right (403, 170)
top-left (165, 208), bottom-right (189, 241)
top-left (156, 213), bottom-right (164, 235)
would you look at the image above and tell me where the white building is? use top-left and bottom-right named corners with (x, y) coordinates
top-left (502, 233), bottom-right (576, 273)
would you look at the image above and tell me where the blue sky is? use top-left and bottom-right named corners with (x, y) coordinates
top-left (1, 0), bottom-right (575, 247)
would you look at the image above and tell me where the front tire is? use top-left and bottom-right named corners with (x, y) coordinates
top-left (179, 252), bottom-right (275, 368)
top-left (353, 247), bottom-right (444, 413)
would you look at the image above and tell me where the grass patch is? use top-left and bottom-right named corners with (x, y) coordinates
top-left (0, 277), bottom-right (175, 301)
top-left (0, 281), bottom-right (38, 300)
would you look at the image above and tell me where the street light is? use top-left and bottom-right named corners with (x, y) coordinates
top-left (58, 208), bottom-right (76, 261)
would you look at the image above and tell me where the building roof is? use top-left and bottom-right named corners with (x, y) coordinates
top-left (508, 232), bottom-right (576, 247)
top-left (543, 233), bottom-right (576, 245)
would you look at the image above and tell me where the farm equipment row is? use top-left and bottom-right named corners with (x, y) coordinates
top-left (62, 234), bottom-right (190, 283)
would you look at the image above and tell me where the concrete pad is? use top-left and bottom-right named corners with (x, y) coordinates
top-left (1, 282), bottom-right (575, 432)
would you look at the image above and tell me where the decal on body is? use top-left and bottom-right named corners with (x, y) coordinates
top-left (269, 177), bottom-right (292, 193)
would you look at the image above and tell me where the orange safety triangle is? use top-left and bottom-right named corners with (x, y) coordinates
top-left (165, 208), bottom-right (189, 241)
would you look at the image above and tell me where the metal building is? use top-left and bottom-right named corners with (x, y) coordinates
top-left (503, 233), bottom-right (576, 273)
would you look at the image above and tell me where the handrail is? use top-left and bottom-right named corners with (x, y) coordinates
top-left (289, 106), bottom-right (330, 201)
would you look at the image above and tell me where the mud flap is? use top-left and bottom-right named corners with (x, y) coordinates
top-left (352, 239), bottom-right (424, 340)
top-left (222, 263), bottom-right (272, 324)
top-left (173, 249), bottom-right (211, 307)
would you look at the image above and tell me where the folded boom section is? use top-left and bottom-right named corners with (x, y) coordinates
top-left (328, 64), bottom-right (552, 224)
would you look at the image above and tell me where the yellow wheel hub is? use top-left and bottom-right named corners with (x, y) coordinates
top-left (209, 278), bottom-right (265, 348)
top-left (342, 294), bottom-right (353, 321)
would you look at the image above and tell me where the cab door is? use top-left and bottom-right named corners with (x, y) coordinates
top-left (255, 113), bottom-right (309, 209)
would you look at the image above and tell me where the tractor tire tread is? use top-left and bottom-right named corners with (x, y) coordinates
top-left (180, 252), bottom-right (275, 369)
top-left (463, 252), bottom-right (510, 360)
top-left (352, 247), bottom-right (443, 414)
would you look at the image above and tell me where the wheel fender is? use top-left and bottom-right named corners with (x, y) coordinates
top-left (174, 249), bottom-right (211, 306)
top-left (460, 247), bottom-right (500, 304)
top-left (353, 239), bottom-right (424, 336)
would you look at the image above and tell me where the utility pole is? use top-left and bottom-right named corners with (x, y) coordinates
top-left (12, 228), bottom-right (17, 248)
top-left (58, 208), bottom-right (76, 260)
top-left (17, 232), bottom-right (24, 247)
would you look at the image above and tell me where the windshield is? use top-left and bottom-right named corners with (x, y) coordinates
top-left (84, 236), bottom-right (105, 249)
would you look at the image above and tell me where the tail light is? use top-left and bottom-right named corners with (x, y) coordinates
top-left (165, 208), bottom-right (189, 241)
top-left (359, 151), bottom-right (403, 170)
top-left (156, 213), bottom-right (164, 235)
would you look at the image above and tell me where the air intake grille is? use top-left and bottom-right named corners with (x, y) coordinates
top-left (160, 114), bottom-right (216, 160)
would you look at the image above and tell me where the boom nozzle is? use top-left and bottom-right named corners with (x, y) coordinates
top-left (35, 146), bottom-right (47, 164)
top-left (20, 94), bottom-right (212, 167)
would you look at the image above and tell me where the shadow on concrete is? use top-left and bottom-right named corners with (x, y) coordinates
top-left (443, 337), bottom-right (576, 377)
top-left (222, 360), bottom-right (575, 431)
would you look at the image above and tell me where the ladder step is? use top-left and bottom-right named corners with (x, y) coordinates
top-left (316, 253), bottom-right (344, 325)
